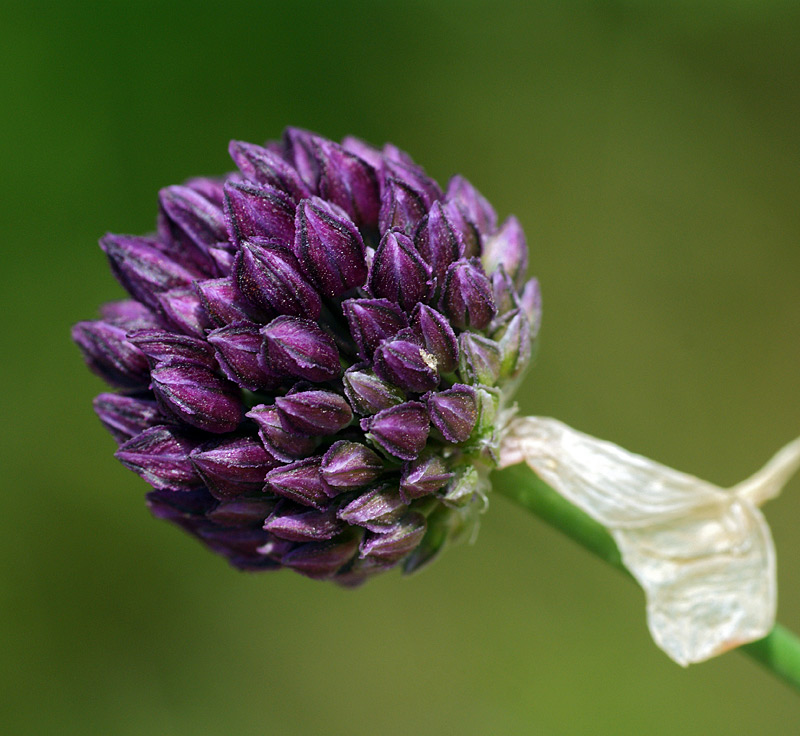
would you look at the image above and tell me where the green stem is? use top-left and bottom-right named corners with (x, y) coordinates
top-left (492, 463), bottom-right (800, 692)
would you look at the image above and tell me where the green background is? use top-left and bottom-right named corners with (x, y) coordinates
top-left (3, 1), bottom-right (800, 733)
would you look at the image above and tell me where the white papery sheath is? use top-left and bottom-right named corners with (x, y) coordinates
top-left (498, 416), bottom-right (800, 665)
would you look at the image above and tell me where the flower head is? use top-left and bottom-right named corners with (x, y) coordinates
top-left (73, 128), bottom-right (538, 584)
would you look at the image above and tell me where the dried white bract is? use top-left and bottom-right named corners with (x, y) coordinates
top-left (499, 416), bottom-right (800, 665)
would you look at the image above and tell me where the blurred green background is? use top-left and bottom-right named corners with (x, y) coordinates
top-left (2, 1), bottom-right (800, 733)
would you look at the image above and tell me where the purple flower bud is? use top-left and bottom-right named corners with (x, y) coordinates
top-left (195, 278), bottom-right (260, 327)
top-left (342, 298), bottom-right (408, 360)
top-left (151, 360), bottom-right (243, 434)
top-left (363, 401), bottom-right (429, 461)
top-left (400, 453), bottom-right (453, 502)
top-left (342, 365), bottom-right (406, 415)
top-left (367, 230), bottom-right (432, 311)
top-left (282, 127), bottom-right (323, 192)
top-left (414, 200), bottom-right (465, 285)
top-left (321, 441), bottom-right (384, 490)
top-left (234, 241), bottom-right (321, 320)
top-left (378, 177), bottom-right (428, 236)
top-left (341, 135), bottom-right (383, 167)
top-left (401, 505), bottom-right (453, 574)
top-left (490, 266), bottom-right (520, 317)
top-left (158, 185), bottom-right (227, 275)
top-left (373, 337), bottom-right (440, 393)
top-left (338, 484), bottom-right (407, 532)
top-left (441, 199), bottom-right (481, 258)
top-left (228, 140), bottom-right (311, 201)
top-left (190, 436), bottom-right (277, 499)
top-left (458, 333), bottom-right (502, 386)
top-left (157, 287), bottom-right (214, 337)
top-left (207, 322), bottom-right (279, 391)
top-left (519, 277), bottom-right (542, 338)
top-left (496, 311), bottom-right (533, 380)
top-left (264, 502), bottom-right (345, 542)
top-left (127, 329), bottom-right (217, 369)
top-left (207, 497), bottom-right (277, 527)
top-left (100, 234), bottom-right (197, 311)
top-left (440, 258), bottom-right (496, 330)
top-left (260, 315), bottom-right (341, 383)
top-left (293, 197), bottom-right (367, 297)
top-left (93, 393), bottom-right (165, 444)
top-left (147, 487), bottom-right (215, 523)
top-left (197, 525), bottom-right (273, 561)
top-left (445, 175), bottom-right (497, 236)
top-left (280, 531), bottom-right (361, 579)
top-left (275, 390), bottom-right (353, 436)
top-left (383, 157), bottom-right (443, 209)
top-left (115, 426), bottom-right (201, 491)
top-left (427, 384), bottom-right (479, 443)
top-left (99, 300), bottom-right (164, 331)
top-left (482, 215), bottom-right (528, 286)
top-left (359, 512), bottom-right (427, 564)
top-left (264, 457), bottom-right (332, 510)
top-left (223, 180), bottom-right (296, 245)
top-left (411, 304), bottom-right (459, 374)
top-left (246, 405), bottom-right (318, 461)
top-left (315, 139), bottom-right (381, 227)
top-left (72, 321), bottom-right (149, 389)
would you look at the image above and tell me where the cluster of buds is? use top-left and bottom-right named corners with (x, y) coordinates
top-left (73, 128), bottom-right (541, 585)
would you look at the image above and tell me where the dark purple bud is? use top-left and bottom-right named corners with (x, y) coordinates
top-left (496, 311), bottom-right (533, 381)
top-left (321, 441), bottom-right (384, 490)
top-left (338, 483), bottom-right (407, 533)
top-left (157, 287), bottom-right (214, 337)
top-left (127, 329), bottom-right (217, 369)
top-left (414, 201), bottom-right (465, 285)
top-left (207, 322), bottom-right (279, 391)
top-left (184, 177), bottom-right (226, 207)
top-left (207, 497), bottom-right (277, 527)
top-left (234, 241), bottom-right (321, 320)
top-left (223, 180), bottom-right (296, 244)
top-left (228, 140), bottom-right (311, 201)
top-left (293, 197), bottom-right (368, 297)
top-left (363, 401), bottom-right (429, 461)
top-left (400, 453), bottom-right (453, 502)
top-left (264, 457), bottom-right (332, 510)
top-left (275, 390), bottom-right (353, 436)
top-left (378, 177), bottom-right (428, 236)
top-left (93, 393), bottom-right (165, 443)
top-left (373, 338), bottom-right (439, 393)
top-left (440, 258), bottom-right (496, 330)
top-left (359, 512), bottom-right (427, 564)
top-left (411, 304), bottom-right (458, 373)
top-left (72, 321), bottom-right (149, 389)
top-left (99, 300), bottom-right (164, 331)
top-left (341, 135), bottom-right (384, 169)
top-left (490, 266), bottom-right (519, 317)
top-left (260, 315), bottom-right (341, 383)
top-left (100, 234), bottom-right (197, 311)
top-left (402, 504), bottom-right (455, 574)
top-left (263, 502), bottom-right (345, 542)
top-left (342, 365), bottom-right (406, 415)
top-left (315, 139), bottom-right (381, 227)
top-left (342, 298), bottom-right (407, 360)
top-left (158, 185), bottom-right (227, 275)
top-left (281, 531), bottom-right (361, 579)
top-left (195, 278), bottom-right (259, 327)
top-left (446, 175), bottom-right (497, 236)
top-left (458, 333), bottom-right (502, 386)
top-left (190, 436), bottom-right (277, 499)
top-left (427, 384), bottom-right (479, 443)
top-left (282, 127), bottom-right (323, 192)
top-left (383, 157), bottom-right (442, 209)
top-left (519, 277), bottom-right (542, 338)
top-left (482, 215), bottom-right (527, 286)
top-left (206, 244), bottom-right (235, 275)
top-left (441, 199), bottom-right (481, 258)
top-left (151, 360), bottom-right (243, 434)
top-left (367, 231), bottom-right (432, 311)
top-left (197, 525), bottom-right (273, 560)
top-left (115, 426), bottom-right (201, 491)
top-left (246, 405), bottom-right (319, 461)
top-left (382, 142), bottom-right (417, 167)
top-left (147, 487), bottom-right (216, 522)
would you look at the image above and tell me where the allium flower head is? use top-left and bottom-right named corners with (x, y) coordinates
top-left (73, 128), bottom-right (539, 585)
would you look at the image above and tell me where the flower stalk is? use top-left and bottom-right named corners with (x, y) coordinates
top-left (493, 462), bottom-right (800, 691)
